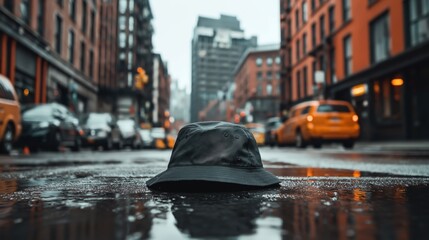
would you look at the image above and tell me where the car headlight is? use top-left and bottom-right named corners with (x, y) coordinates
top-left (97, 130), bottom-right (107, 137)
top-left (38, 122), bottom-right (50, 128)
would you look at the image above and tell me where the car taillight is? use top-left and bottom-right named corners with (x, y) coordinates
top-left (79, 129), bottom-right (85, 136)
top-left (352, 115), bottom-right (359, 122)
top-left (306, 115), bottom-right (313, 122)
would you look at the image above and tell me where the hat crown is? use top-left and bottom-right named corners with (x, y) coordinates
top-left (169, 122), bottom-right (262, 169)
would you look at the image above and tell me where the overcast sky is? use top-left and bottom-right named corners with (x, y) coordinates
top-left (151, 0), bottom-right (280, 92)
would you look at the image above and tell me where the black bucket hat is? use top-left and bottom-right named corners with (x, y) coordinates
top-left (146, 121), bottom-right (280, 189)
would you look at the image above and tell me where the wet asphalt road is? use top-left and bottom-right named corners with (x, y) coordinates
top-left (1, 146), bottom-right (429, 240)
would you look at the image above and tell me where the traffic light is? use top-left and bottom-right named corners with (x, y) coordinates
top-left (134, 67), bottom-right (149, 90)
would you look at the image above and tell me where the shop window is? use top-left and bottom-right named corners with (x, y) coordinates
top-left (370, 12), bottom-right (390, 64)
top-left (373, 79), bottom-right (403, 122)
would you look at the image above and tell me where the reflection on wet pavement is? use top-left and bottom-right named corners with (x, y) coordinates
top-left (0, 167), bottom-right (428, 239)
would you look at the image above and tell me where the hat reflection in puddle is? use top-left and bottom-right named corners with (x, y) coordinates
top-left (146, 121), bottom-right (280, 191)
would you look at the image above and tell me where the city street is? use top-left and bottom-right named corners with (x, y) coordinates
top-left (1, 146), bottom-right (429, 239)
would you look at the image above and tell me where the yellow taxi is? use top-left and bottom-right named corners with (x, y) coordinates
top-left (0, 75), bottom-right (22, 154)
top-left (275, 100), bottom-right (360, 149)
top-left (245, 123), bottom-right (265, 146)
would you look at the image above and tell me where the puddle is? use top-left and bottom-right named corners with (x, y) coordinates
top-left (0, 179), bottom-right (428, 239)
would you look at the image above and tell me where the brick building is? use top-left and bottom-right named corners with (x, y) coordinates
top-left (280, 0), bottom-right (429, 140)
top-left (152, 53), bottom-right (170, 128)
top-left (234, 44), bottom-right (281, 123)
top-left (0, 0), bottom-right (100, 113)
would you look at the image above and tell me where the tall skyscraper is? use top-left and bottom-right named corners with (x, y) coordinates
top-left (190, 15), bottom-right (257, 122)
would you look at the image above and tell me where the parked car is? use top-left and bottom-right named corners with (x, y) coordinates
top-left (117, 119), bottom-right (142, 149)
top-left (264, 117), bottom-right (282, 147)
top-left (0, 74), bottom-right (22, 154)
top-left (138, 128), bottom-right (154, 148)
top-left (151, 127), bottom-right (167, 149)
top-left (19, 103), bottom-right (82, 151)
top-left (275, 100), bottom-right (360, 149)
top-left (81, 113), bottom-right (122, 150)
top-left (245, 123), bottom-right (265, 146)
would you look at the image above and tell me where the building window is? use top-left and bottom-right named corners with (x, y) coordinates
top-left (5, 0), bottom-right (14, 12)
top-left (406, 0), bottom-right (429, 48)
top-left (312, 60), bottom-right (317, 84)
top-left (303, 66), bottom-right (308, 96)
top-left (343, 35), bottom-right (352, 77)
top-left (302, 1), bottom-right (308, 23)
top-left (129, 36), bottom-right (134, 47)
top-left (275, 56), bottom-right (281, 65)
top-left (119, 0), bottom-right (127, 14)
top-left (80, 41), bottom-right (86, 72)
top-left (69, 0), bottom-right (76, 21)
top-left (266, 57), bottom-right (273, 66)
top-left (20, 0), bottom-right (30, 24)
top-left (257, 85), bottom-right (262, 96)
top-left (319, 55), bottom-right (325, 72)
top-left (128, 52), bottom-right (133, 69)
top-left (296, 70), bottom-right (301, 98)
top-left (303, 33), bottom-right (307, 55)
top-left (311, 23), bottom-right (316, 47)
top-left (329, 6), bottom-right (335, 33)
top-left (55, 15), bottom-right (62, 53)
top-left (370, 12), bottom-right (390, 64)
top-left (37, 0), bottom-right (44, 35)
top-left (119, 16), bottom-right (126, 30)
top-left (90, 10), bottom-right (95, 42)
top-left (267, 84), bottom-right (273, 96)
top-left (296, 39), bottom-right (300, 61)
top-left (257, 71), bottom-right (263, 81)
top-left (276, 71), bottom-right (280, 79)
top-left (256, 57), bottom-right (263, 66)
top-left (57, 0), bottom-right (63, 7)
top-left (68, 30), bottom-right (75, 63)
top-left (129, 0), bottom-right (135, 12)
top-left (89, 50), bottom-right (94, 78)
top-left (311, 0), bottom-right (316, 12)
top-left (129, 17), bottom-right (135, 32)
top-left (128, 72), bottom-right (133, 87)
top-left (267, 71), bottom-right (273, 80)
top-left (295, 9), bottom-right (300, 30)
top-left (330, 48), bottom-right (336, 83)
top-left (320, 15), bottom-right (325, 40)
top-left (343, 0), bottom-right (351, 22)
top-left (82, 0), bottom-right (87, 33)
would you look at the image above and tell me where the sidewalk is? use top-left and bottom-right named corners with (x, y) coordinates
top-left (355, 141), bottom-right (429, 152)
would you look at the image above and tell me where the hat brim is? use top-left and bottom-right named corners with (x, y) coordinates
top-left (146, 165), bottom-right (280, 188)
